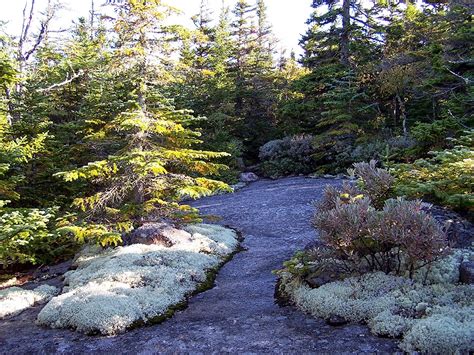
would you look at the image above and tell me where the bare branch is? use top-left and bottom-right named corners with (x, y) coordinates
top-left (20, 0), bottom-right (35, 44)
top-left (37, 70), bottom-right (85, 93)
top-left (18, 0), bottom-right (36, 61)
top-left (446, 68), bottom-right (472, 85)
top-left (20, 0), bottom-right (59, 62)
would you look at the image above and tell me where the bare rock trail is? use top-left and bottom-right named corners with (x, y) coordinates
top-left (0, 177), bottom-right (398, 353)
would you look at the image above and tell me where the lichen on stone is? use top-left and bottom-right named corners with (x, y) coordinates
top-left (183, 223), bottom-right (239, 256)
top-left (0, 284), bottom-right (58, 319)
top-left (286, 272), bottom-right (407, 323)
top-left (400, 306), bottom-right (474, 353)
top-left (280, 263), bottom-right (474, 353)
top-left (37, 223), bottom-right (239, 335)
top-left (369, 310), bottom-right (413, 337)
top-left (410, 248), bottom-right (473, 284)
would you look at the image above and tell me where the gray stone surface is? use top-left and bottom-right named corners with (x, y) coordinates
top-left (239, 172), bottom-right (259, 182)
top-left (123, 222), bottom-right (192, 246)
top-left (0, 177), bottom-right (399, 354)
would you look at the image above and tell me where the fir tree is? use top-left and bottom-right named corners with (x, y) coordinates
top-left (57, 0), bottom-right (230, 231)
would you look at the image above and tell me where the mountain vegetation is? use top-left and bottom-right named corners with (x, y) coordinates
top-left (0, 0), bottom-right (471, 268)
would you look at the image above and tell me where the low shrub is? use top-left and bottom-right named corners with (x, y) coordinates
top-left (277, 160), bottom-right (471, 353)
top-left (346, 136), bottom-right (417, 166)
top-left (259, 134), bottom-right (315, 177)
top-left (349, 160), bottom-right (394, 208)
top-left (0, 207), bottom-right (122, 268)
top-left (0, 207), bottom-right (78, 267)
top-left (348, 141), bottom-right (388, 163)
top-left (375, 198), bottom-right (447, 276)
top-left (313, 161), bottom-right (447, 276)
top-left (315, 181), bottom-right (363, 213)
top-left (314, 197), bottom-right (375, 263)
top-left (410, 118), bottom-right (462, 149)
top-left (393, 130), bottom-right (473, 216)
top-left (314, 197), bottom-right (447, 276)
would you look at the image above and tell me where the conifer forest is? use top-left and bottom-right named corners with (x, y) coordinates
top-left (0, 0), bottom-right (472, 353)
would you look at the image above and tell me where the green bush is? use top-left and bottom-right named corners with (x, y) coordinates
top-left (0, 207), bottom-right (77, 267)
top-left (0, 206), bottom-right (123, 268)
top-left (410, 118), bottom-right (462, 149)
top-left (259, 134), bottom-right (316, 177)
top-left (393, 130), bottom-right (473, 216)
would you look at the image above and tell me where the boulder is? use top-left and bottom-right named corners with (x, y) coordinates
top-left (239, 172), bottom-right (259, 183)
top-left (123, 223), bottom-right (192, 247)
top-left (459, 261), bottom-right (474, 284)
top-left (421, 204), bottom-right (474, 248)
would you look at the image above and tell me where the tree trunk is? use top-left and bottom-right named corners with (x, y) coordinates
top-left (340, 0), bottom-right (351, 66)
top-left (396, 94), bottom-right (407, 136)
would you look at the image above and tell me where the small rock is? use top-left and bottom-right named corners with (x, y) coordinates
top-left (326, 315), bottom-right (348, 326)
top-left (459, 261), bottom-right (474, 284)
top-left (322, 174), bottom-right (336, 179)
top-left (124, 222), bottom-right (192, 246)
top-left (415, 302), bottom-right (429, 313)
top-left (231, 182), bottom-right (247, 191)
top-left (239, 172), bottom-right (259, 182)
top-left (306, 275), bottom-right (333, 288)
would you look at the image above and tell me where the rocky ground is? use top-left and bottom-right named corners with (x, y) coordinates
top-left (0, 177), bottom-right (402, 353)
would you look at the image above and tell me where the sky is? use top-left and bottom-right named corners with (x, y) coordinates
top-left (1, 0), bottom-right (312, 56)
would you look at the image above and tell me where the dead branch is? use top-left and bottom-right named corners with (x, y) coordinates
top-left (446, 68), bottom-right (472, 85)
top-left (37, 69), bottom-right (85, 93)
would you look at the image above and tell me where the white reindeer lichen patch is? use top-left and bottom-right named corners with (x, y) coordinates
top-left (37, 224), bottom-right (238, 335)
top-left (0, 284), bottom-right (58, 319)
top-left (280, 270), bottom-right (474, 353)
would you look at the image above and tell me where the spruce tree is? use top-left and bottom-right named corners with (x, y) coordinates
top-left (286, 0), bottom-right (378, 171)
top-left (231, 0), bottom-right (257, 119)
top-left (57, 0), bottom-right (230, 231)
top-left (230, 0), bottom-right (278, 158)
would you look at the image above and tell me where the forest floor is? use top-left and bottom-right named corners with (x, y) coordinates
top-left (0, 177), bottom-right (399, 353)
